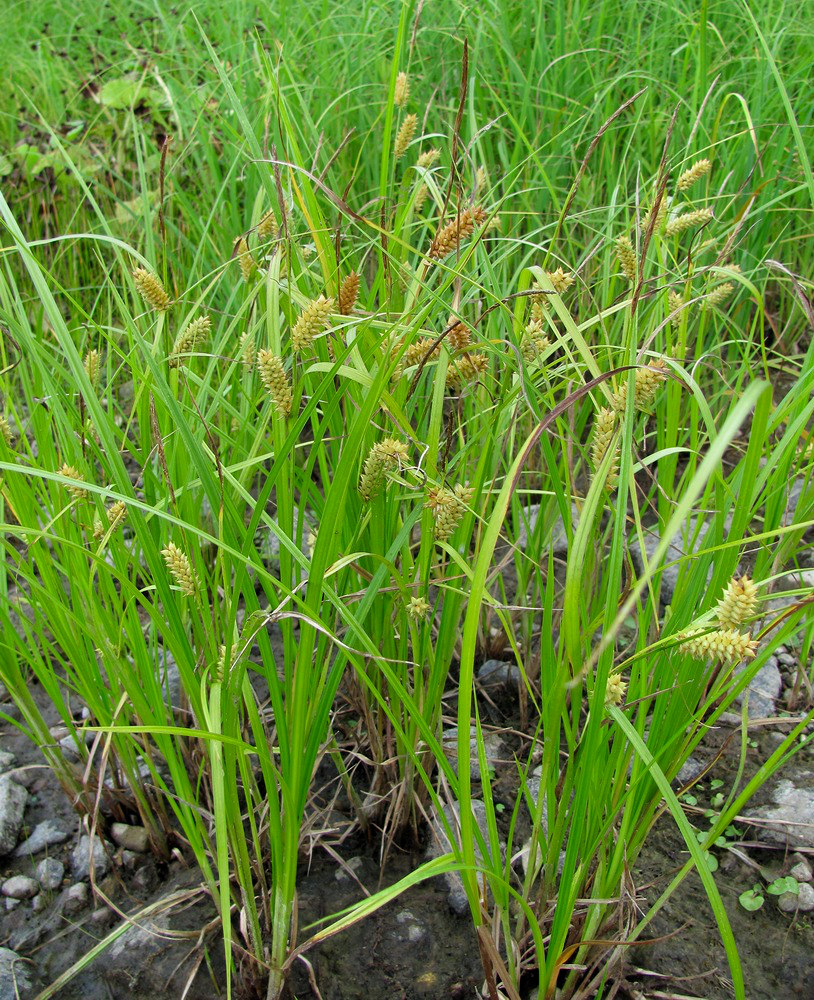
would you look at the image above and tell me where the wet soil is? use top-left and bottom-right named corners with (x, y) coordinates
top-left (3, 675), bottom-right (814, 1000)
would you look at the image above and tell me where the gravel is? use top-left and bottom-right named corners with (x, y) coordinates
top-left (61, 882), bottom-right (88, 915)
top-left (35, 857), bottom-right (64, 891)
top-left (394, 909), bottom-right (427, 944)
top-left (0, 777), bottom-right (28, 856)
top-left (110, 822), bottom-right (150, 853)
top-left (425, 799), bottom-right (493, 914)
top-left (1, 875), bottom-right (39, 900)
top-left (0, 947), bottom-right (32, 1000)
top-left (515, 501), bottom-right (579, 556)
top-left (442, 725), bottom-right (503, 783)
top-left (778, 882), bottom-right (814, 913)
top-left (745, 774), bottom-right (814, 849)
top-left (735, 656), bottom-right (782, 718)
top-left (790, 857), bottom-right (813, 883)
top-left (71, 834), bottom-right (110, 880)
top-left (478, 659), bottom-right (522, 688)
top-left (13, 820), bottom-right (71, 858)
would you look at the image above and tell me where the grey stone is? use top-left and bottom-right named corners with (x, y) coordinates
top-left (258, 509), bottom-right (314, 570)
top-left (0, 777), bottom-right (28, 855)
top-left (62, 882), bottom-right (88, 915)
top-left (104, 913), bottom-right (172, 984)
top-left (56, 730), bottom-right (91, 760)
top-left (516, 502), bottom-right (579, 557)
top-left (778, 890), bottom-right (799, 913)
top-left (110, 822), bottom-right (150, 853)
top-left (798, 882), bottom-right (814, 912)
top-left (35, 857), bottom-right (64, 891)
top-left (13, 819), bottom-right (71, 857)
top-left (31, 894), bottom-right (47, 914)
top-left (629, 515), bottom-right (728, 606)
top-left (442, 725), bottom-right (503, 783)
top-left (156, 647), bottom-right (181, 708)
top-left (675, 755), bottom-right (706, 787)
top-left (735, 657), bottom-right (782, 718)
top-left (0, 948), bottom-right (32, 1000)
top-left (71, 834), bottom-right (110, 880)
top-left (4, 898), bottom-right (20, 912)
top-left (745, 775), bottom-right (814, 848)
top-left (777, 650), bottom-right (797, 667)
top-left (394, 909), bottom-right (426, 944)
top-left (334, 856), bottom-right (364, 883)
top-left (120, 849), bottom-right (139, 871)
top-left (90, 907), bottom-right (114, 929)
top-left (790, 857), bottom-right (813, 883)
top-left (2, 875), bottom-right (38, 900)
top-left (0, 751), bottom-right (16, 773)
top-left (778, 882), bottom-right (814, 913)
top-left (6, 768), bottom-right (37, 790)
top-left (478, 659), bottom-right (522, 687)
top-left (425, 800), bottom-right (493, 915)
top-left (785, 477), bottom-right (809, 521)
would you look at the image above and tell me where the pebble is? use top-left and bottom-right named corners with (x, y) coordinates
top-left (35, 857), bottom-right (64, 891)
top-left (746, 774), bottom-right (814, 849)
top-left (0, 776), bottom-right (28, 856)
top-left (478, 659), bottom-right (522, 688)
top-left (62, 882), bottom-right (88, 915)
top-left (442, 725), bottom-right (503, 783)
top-left (6, 768), bottom-right (37, 790)
top-left (90, 907), bottom-right (114, 929)
top-left (13, 819), bottom-right (71, 858)
top-left (1, 875), bottom-right (39, 900)
top-left (790, 856), bottom-right (813, 883)
top-left (675, 755), bottom-right (706, 787)
top-left (799, 883), bottom-right (814, 911)
top-left (515, 501), bottom-right (579, 556)
top-left (629, 515), bottom-right (729, 606)
top-left (394, 909), bottom-right (427, 944)
top-left (0, 947), bottom-right (32, 999)
top-left (31, 894), bottom-right (47, 914)
top-left (4, 898), bottom-right (20, 912)
top-left (71, 834), bottom-right (110, 880)
top-left (425, 800), bottom-right (495, 914)
top-left (110, 822), bottom-right (150, 853)
top-left (334, 856), bottom-right (364, 883)
top-left (0, 751), bottom-right (16, 773)
top-left (778, 883), bottom-right (814, 913)
top-left (120, 849), bottom-right (139, 871)
top-left (735, 657), bottom-right (782, 718)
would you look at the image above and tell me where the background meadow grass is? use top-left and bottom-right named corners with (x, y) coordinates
top-left (1, 1), bottom-right (814, 998)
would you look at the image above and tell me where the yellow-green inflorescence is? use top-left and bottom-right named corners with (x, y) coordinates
top-left (681, 627), bottom-right (758, 664)
top-left (615, 235), bottom-right (637, 282)
top-left (170, 315), bottom-right (211, 368)
top-left (425, 483), bottom-right (473, 542)
top-left (133, 267), bottom-right (171, 311)
top-left (680, 575), bottom-right (760, 664)
top-left (590, 406), bottom-right (619, 490)
top-left (664, 207), bottom-right (713, 238)
top-left (359, 438), bottom-right (410, 501)
top-left (162, 541), bottom-right (198, 597)
top-left (257, 350), bottom-right (292, 417)
top-left (407, 595), bottom-right (430, 621)
top-left (58, 463), bottom-right (89, 501)
top-left (292, 295), bottom-right (334, 352)
top-left (677, 158), bottom-right (712, 192)
top-left (715, 575), bottom-right (758, 628)
top-left (605, 672), bottom-right (627, 706)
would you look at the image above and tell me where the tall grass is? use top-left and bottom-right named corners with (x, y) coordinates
top-left (1, 1), bottom-right (813, 998)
